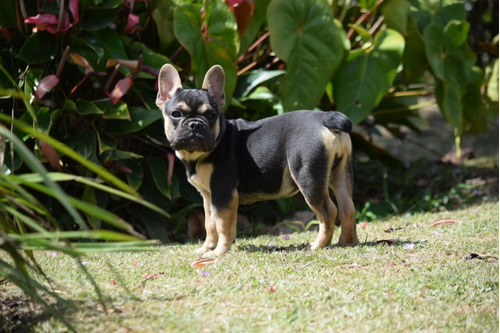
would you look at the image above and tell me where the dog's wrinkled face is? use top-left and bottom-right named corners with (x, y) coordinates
top-left (163, 89), bottom-right (220, 153)
top-left (156, 64), bottom-right (226, 157)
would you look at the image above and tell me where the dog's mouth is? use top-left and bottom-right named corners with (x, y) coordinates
top-left (171, 132), bottom-right (213, 152)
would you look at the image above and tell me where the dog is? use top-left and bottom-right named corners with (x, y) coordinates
top-left (156, 64), bottom-right (359, 256)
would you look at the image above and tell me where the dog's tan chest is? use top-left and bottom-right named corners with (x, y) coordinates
top-left (188, 162), bottom-right (214, 193)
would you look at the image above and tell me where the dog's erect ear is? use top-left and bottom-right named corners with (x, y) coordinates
top-left (202, 65), bottom-right (226, 110)
top-left (156, 64), bottom-right (182, 109)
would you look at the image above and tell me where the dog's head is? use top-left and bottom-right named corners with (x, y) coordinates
top-left (156, 64), bottom-right (226, 158)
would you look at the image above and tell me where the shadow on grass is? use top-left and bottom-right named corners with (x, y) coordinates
top-left (237, 239), bottom-right (427, 253)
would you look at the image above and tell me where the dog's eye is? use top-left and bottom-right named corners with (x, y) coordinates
top-left (205, 112), bottom-right (216, 120)
top-left (171, 111), bottom-right (182, 118)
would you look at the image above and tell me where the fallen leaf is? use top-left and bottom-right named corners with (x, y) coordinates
top-left (431, 218), bottom-right (461, 227)
top-left (268, 286), bottom-right (276, 293)
top-left (190, 258), bottom-right (216, 268)
top-left (360, 221), bottom-right (368, 228)
top-left (377, 239), bottom-right (396, 245)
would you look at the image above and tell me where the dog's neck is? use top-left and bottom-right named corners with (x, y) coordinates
top-left (175, 113), bottom-right (226, 177)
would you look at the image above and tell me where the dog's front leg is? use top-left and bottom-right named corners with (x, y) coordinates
top-left (195, 191), bottom-right (218, 255)
top-left (203, 190), bottom-right (239, 257)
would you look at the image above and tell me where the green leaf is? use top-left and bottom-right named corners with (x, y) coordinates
top-left (402, 17), bottom-right (428, 82)
top-left (234, 69), bottom-right (285, 98)
top-left (424, 21), bottom-right (477, 134)
top-left (152, 0), bottom-right (177, 49)
top-left (333, 29), bottom-right (405, 124)
top-left (76, 99), bottom-right (104, 115)
top-left (267, 0), bottom-right (347, 111)
top-left (36, 107), bottom-right (61, 133)
top-left (173, 0), bottom-right (239, 103)
top-left (125, 159), bottom-right (144, 191)
top-left (88, 29), bottom-right (129, 62)
top-left (80, 5), bottom-right (122, 31)
top-left (411, 1), bottom-right (466, 33)
top-left (381, 0), bottom-right (411, 34)
top-left (359, 0), bottom-right (378, 10)
top-left (83, 186), bottom-right (101, 229)
top-left (486, 59), bottom-right (499, 103)
top-left (95, 100), bottom-right (130, 119)
top-left (17, 32), bottom-right (57, 64)
top-left (148, 156), bottom-right (170, 199)
top-left (0, 0), bottom-right (16, 27)
top-left (129, 41), bottom-right (172, 78)
top-left (104, 107), bottom-right (163, 134)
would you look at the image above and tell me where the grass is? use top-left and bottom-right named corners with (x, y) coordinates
top-left (1, 201), bottom-right (498, 332)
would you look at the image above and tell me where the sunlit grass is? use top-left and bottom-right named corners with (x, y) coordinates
top-left (1, 201), bottom-right (497, 332)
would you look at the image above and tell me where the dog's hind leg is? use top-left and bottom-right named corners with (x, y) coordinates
top-left (330, 154), bottom-right (359, 246)
top-left (289, 156), bottom-right (337, 250)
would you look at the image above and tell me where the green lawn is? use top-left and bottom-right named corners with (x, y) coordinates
top-left (1, 201), bottom-right (498, 332)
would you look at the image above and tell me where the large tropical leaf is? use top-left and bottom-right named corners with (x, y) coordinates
top-left (173, 0), bottom-right (239, 103)
top-left (424, 21), bottom-right (477, 134)
top-left (267, 0), bottom-right (347, 111)
top-left (333, 29), bottom-right (405, 124)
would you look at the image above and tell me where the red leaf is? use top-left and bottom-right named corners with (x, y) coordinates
top-left (24, 13), bottom-right (58, 29)
top-left (35, 75), bottom-right (60, 99)
top-left (104, 161), bottom-right (133, 174)
top-left (125, 13), bottom-right (140, 34)
top-left (106, 59), bottom-right (140, 71)
top-left (268, 286), bottom-right (276, 293)
top-left (167, 153), bottom-right (175, 185)
top-left (69, 0), bottom-right (80, 25)
top-left (71, 53), bottom-right (94, 74)
top-left (431, 218), bottom-right (461, 227)
top-left (360, 221), bottom-right (368, 228)
top-left (190, 258), bottom-right (216, 268)
top-left (109, 77), bottom-right (133, 105)
top-left (38, 139), bottom-right (62, 171)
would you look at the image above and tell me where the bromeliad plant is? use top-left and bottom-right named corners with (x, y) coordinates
top-left (0, 114), bottom-right (164, 331)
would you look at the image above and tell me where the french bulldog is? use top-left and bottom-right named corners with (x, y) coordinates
top-left (156, 64), bottom-right (359, 256)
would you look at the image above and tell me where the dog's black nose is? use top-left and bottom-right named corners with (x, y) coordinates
top-left (188, 121), bottom-right (204, 130)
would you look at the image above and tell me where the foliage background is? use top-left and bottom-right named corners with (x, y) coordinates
top-left (0, 0), bottom-right (498, 241)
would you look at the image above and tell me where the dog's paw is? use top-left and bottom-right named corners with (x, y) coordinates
top-left (195, 245), bottom-right (212, 255)
top-left (202, 247), bottom-right (230, 258)
top-left (337, 235), bottom-right (360, 247)
top-left (307, 242), bottom-right (321, 251)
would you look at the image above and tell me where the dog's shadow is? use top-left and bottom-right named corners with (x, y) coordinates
top-left (237, 240), bottom-right (425, 253)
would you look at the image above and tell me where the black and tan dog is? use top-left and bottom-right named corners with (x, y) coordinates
top-left (156, 64), bottom-right (359, 256)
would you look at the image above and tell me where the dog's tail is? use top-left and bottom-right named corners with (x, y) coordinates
top-left (322, 111), bottom-right (352, 134)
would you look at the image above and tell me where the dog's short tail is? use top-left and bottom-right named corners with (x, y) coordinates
top-left (322, 111), bottom-right (352, 134)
